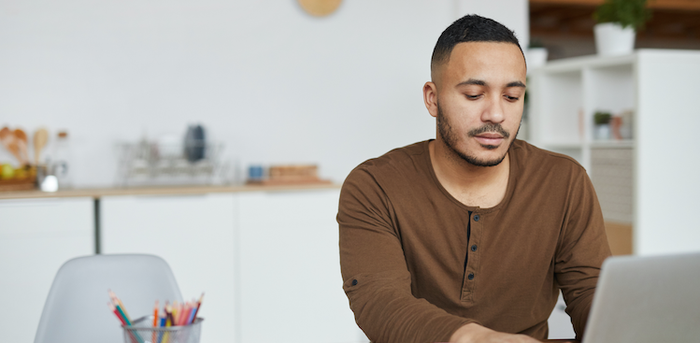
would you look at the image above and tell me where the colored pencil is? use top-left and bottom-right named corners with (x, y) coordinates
top-left (182, 302), bottom-right (193, 325)
top-left (186, 303), bottom-right (196, 325)
top-left (109, 290), bottom-right (132, 323)
top-left (190, 293), bottom-right (204, 323)
top-left (177, 302), bottom-right (184, 325)
top-left (108, 291), bottom-right (143, 343)
top-left (111, 303), bottom-right (143, 343)
top-left (109, 303), bottom-right (126, 325)
top-left (163, 306), bottom-right (173, 343)
top-left (115, 303), bottom-right (132, 326)
top-left (152, 301), bottom-right (158, 343)
top-left (172, 301), bottom-right (179, 327)
top-left (157, 314), bottom-right (166, 343)
top-left (153, 300), bottom-right (159, 326)
top-left (178, 303), bottom-right (189, 326)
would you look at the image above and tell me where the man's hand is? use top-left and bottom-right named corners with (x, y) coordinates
top-left (449, 323), bottom-right (541, 343)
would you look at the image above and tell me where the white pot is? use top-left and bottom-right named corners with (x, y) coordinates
top-left (594, 23), bottom-right (635, 56)
top-left (526, 47), bottom-right (548, 70)
top-left (594, 124), bottom-right (611, 140)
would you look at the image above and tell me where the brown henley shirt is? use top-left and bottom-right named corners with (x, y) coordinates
top-left (337, 139), bottom-right (611, 343)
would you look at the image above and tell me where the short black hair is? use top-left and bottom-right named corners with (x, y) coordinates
top-left (431, 14), bottom-right (524, 74)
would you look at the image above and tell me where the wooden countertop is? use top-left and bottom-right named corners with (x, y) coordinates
top-left (0, 183), bottom-right (341, 200)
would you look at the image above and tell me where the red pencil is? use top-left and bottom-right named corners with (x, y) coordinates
top-left (109, 290), bottom-right (132, 323)
top-left (180, 302), bottom-right (192, 326)
top-left (109, 303), bottom-right (127, 325)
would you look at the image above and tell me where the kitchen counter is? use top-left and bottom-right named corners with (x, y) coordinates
top-left (1, 184), bottom-right (358, 343)
top-left (0, 183), bottom-right (341, 200)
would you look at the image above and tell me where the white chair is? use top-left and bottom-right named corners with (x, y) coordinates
top-left (34, 254), bottom-right (183, 343)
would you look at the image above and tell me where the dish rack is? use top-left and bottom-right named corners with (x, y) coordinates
top-left (116, 141), bottom-right (226, 186)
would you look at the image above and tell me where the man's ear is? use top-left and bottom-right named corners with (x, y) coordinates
top-left (423, 82), bottom-right (439, 118)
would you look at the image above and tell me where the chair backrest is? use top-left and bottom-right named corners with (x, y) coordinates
top-left (34, 254), bottom-right (183, 343)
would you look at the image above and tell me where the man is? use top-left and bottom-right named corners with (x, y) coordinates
top-left (337, 15), bottom-right (611, 343)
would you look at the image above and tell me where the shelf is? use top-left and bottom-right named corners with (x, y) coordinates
top-left (537, 140), bottom-right (635, 150)
top-left (532, 54), bottom-right (635, 74)
top-left (589, 140), bottom-right (635, 148)
top-left (529, 50), bottom-right (700, 256)
top-left (538, 141), bottom-right (584, 150)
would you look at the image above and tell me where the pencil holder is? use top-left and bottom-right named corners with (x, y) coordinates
top-left (123, 316), bottom-right (203, 343)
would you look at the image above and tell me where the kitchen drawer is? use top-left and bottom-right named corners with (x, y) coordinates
top-left (0, 197), bottom-right (94, 238)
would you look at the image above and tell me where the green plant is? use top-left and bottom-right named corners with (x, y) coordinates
top-left (528, 38), bottom-right (545, 49)
top-left (593, 0), bottom-right (652, 30)
top-left (594, 111), bottom-right (612, 125)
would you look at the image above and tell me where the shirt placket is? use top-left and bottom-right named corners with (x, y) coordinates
top-left (461, 211), bottom-right (482, 303)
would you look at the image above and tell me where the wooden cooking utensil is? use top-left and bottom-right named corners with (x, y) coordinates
top-left (33, 128), bottom-right (49, 165)
top-left (13, 128), bottom-right (30, 165)
top-left (0, 127), bottom-right (24, 164)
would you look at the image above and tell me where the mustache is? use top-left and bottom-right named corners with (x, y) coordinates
top-left (467, 123), bottom-right (510, 139)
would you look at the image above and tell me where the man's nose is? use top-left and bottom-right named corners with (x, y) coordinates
top-left (481, 94), bottom-right (506, 123)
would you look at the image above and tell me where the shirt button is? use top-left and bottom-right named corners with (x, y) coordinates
top-left (471, 245), bottom-right (477, 252)
top-left (351, 279), bottom-right (358, 286)
top-left (468, 273), bottom-right (475, 280)
top-left (473, 214), bottom-right (480, 222)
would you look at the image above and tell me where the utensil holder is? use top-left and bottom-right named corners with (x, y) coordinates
top-left (123, 316), bottom-right (203, 343)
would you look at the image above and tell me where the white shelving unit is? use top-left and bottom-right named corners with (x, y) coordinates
top-left (528, 49), bottom-right (700, 256)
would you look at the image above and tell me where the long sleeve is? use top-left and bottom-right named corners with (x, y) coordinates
top-left (338, 166), bottom-right (473, 343)
top-left (554, 168), bottom-right (612, 339)
top-left (337, 140), bottom-right (612, 342)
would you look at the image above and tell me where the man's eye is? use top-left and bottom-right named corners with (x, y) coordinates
top-left (505, 95), bottom-right (520, 101)
top-left (465, 94), bottom-right (480, 100)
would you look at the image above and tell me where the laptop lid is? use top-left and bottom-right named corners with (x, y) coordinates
top-left (583, 252), bottom-right (700, 343)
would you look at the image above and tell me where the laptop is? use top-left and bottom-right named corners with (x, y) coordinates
top-left (582, 252), bottom-right (700, 343)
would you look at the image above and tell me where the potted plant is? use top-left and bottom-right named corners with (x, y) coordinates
top-left (526, 39), bottom-right (548, 70)
top-left (594, 111), bottom-right (613, 140)
top-left (593, 0), bottom-right (651, 56)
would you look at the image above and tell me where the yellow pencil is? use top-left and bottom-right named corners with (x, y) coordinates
top-left (172, 301), bottom-right (179, 326)
top-left (162, 303), bottom-right (172, 343)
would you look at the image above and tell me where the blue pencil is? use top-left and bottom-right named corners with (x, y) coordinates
top-left (186, 304), bottom-right (196, 325)
top-left (157, 316), bottom-right (166, 343)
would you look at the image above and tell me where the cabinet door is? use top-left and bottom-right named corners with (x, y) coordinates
top-left (237, 189), bottom-right (365, 343)
top-left (101, 193), bottom-right (236, 343)
top-left (0, 197), bottom-right (94, 343)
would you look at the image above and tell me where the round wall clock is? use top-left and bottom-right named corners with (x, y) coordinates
top-left (297, 0), bottom-right (342, 17)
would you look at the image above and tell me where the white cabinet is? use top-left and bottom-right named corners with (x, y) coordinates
top-left (529, 49), bottom-right (700, 256)
top-left (0, 197), bottom-right (94, 343)
top-left (237, 189), bottom-right (365, 343)
top-left (101, 193), bottom-right (237, 343)
top-left (101, 189), bottom-right (364, 343)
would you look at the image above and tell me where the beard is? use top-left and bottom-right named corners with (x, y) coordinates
top-left (436, 103), bottom-right (519, 167)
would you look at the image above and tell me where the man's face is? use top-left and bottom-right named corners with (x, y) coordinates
top-left (430, 42), bottom-right (526, 167)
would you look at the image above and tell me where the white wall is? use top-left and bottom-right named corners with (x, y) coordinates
top-left (635, 51), bottom-right (700, 256)
top-left (0, 0), bottom-right (527, 187)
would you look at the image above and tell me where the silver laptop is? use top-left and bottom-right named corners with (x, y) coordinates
top-left (583, 252), bottom-right (700, 343)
